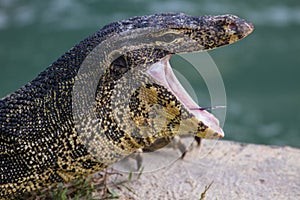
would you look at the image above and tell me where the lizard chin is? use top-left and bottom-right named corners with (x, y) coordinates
top-left (146, 55), bottom-right (224, 138)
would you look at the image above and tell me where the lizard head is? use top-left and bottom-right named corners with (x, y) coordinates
top-left (75, 13), bottom-right (253, 156)
top-left (135, 13), bottom-right (254, 141)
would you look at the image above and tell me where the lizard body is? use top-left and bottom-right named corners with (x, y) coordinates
top-left (0, 13), bottom-right (253, 199)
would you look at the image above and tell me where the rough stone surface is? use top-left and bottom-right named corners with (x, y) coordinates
top-left (106, 140), bottom-right (300, 200)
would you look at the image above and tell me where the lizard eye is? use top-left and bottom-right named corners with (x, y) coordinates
top-left (160, 33), bottom-right (177, 43)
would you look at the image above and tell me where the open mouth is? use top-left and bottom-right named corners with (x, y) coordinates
top-left (146, 55), bottom-right (224, 138)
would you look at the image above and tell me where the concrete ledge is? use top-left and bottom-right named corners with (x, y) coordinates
top-left (109, 140), bottom-right (300, 199)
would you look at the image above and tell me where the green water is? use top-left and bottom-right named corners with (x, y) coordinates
top-left (0, 0), bottom-right (299, 148)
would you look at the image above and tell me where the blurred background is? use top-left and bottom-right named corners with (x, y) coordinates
top-left (0, 0), bottom-right (299, 148)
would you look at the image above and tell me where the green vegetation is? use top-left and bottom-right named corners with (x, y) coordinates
top-left (21, 171), bottom-right (118, 200)
top-left (21, 168), bottom-right (145, 200)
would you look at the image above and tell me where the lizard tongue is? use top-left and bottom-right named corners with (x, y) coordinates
top-left (146, 55), bottom-right (224, 138)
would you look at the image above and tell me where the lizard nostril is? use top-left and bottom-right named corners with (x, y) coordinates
top-left (228, 22), bottom-right (237, 33)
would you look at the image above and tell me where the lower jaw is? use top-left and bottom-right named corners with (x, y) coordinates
top-left (146, 55), bottom-right (224, 138)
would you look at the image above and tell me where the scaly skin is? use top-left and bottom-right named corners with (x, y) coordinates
top-left (0, 13), bottom-right (253, 199)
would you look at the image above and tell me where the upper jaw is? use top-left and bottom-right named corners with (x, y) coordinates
top-left (146, 55), bottom-right (224, 139)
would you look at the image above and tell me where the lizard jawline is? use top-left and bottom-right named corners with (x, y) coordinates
top-left (146, 55), bottom-right (224, 138)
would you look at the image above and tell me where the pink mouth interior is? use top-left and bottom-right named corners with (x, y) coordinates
top-left (146, 55), bottom-right (224, 137)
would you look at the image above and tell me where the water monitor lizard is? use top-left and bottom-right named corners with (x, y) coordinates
top-left (0, 13), bottom-right (253, 199)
